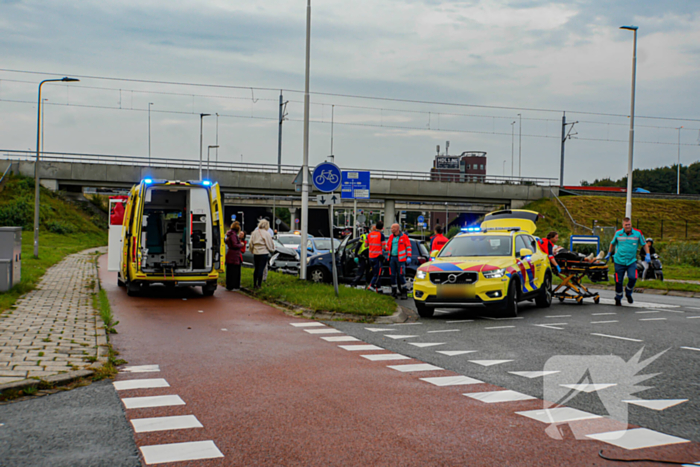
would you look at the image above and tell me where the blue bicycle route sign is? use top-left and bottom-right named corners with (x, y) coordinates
top-left (417, 215), bottom-right (425, 224)
top-left (341, 171), bottom-right (370, 200)
top-left (312, 162), bottom-right (341, 193)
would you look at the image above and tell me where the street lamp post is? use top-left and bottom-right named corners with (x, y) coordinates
top-left (41, 98), bottom-right (48, 155)
top-left (677, 126), bottom-right (683, 195)
top-left (621, 25), bottom-right (638, 219)
top-left (148, 103), bottom-right (154, 166)
top-left (300, 0), bottom-right (312, 280)
top-left (207, 145), bottom-right (219, 179)
top-left (517, 114), bottom-right (522, 179)
top-left (34, 77), bottom-right (79, 258)
top-left (510, 121), bottom-right (515, 178)
top-left (199, 113), bottom-right (211, 180)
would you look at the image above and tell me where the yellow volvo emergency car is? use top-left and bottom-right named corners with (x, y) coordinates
top-left (117, 179), bottom-right (226, 296)
top-left (413, 210), bottom-right (552, 317)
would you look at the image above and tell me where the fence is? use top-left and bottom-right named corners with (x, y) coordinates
top-left (591, 220), bottom-right (700, 241)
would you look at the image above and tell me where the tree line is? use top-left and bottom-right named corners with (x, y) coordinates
top-left (581, 161), bottom-right (700, 194)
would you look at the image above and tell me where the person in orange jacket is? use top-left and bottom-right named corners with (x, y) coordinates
top-left (365, 221), bottom-right (386, 292)
top-left (386, 223), bottom-right (412, 299)
top-left (430, 225), bottom-right (449, 255)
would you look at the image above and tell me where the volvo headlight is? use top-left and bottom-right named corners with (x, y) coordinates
top-left (417, 270), bottom-right (427, 280)
top-left (483, 268), bottom-right (506, 279)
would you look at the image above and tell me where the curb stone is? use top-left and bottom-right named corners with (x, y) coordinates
top-left (590, 284), bottom-right (700, 298)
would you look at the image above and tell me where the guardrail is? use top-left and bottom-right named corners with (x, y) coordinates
top-left (1, 149), bottom-right (558, 186)
top-left (0, 162), bottom-right (11, 193)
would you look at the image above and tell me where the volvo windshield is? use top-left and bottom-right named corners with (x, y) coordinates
top-left (439, 235), bottom-right (512, 257)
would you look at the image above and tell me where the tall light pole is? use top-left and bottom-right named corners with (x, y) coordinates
top-left (621, 25), bottom-right (638, 219)
top-left (677, 126), bottom-right (683, 195)
top-left (41, 98), bottom-right (48, 155)
top-left (34, 77), bottom-right (79, 258)
top-left (148, 102), bottom-right (154, 166)
top-left (207, 145), bottom-right (219, 179)
top-left (215, 113), bottom-right (219, 167)
top-left (517, 114), bottom-right (522, 179)
top-left (300, 0), bottom-right (312, 280)
top-left (510, 121), bottom-right (515, 178)
top-left (199, 113), bottom-right (211, 180)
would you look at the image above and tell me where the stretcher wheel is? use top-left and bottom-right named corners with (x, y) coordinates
top-left (576, 296), bottom-right (583, 305)
top-left (594, 295), bottom-right (600, 304)
top-left (558, 297), bottom-right (565, 302)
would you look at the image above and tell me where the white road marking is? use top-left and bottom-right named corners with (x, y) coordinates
top-left (592, 312), bottom-right (617, 316)
top-left (484, 326), bottom-right (516, 330)
top-left (303, 329), bottom-right (342, 334)
top-left (121, 365), bottom-right (160, 373)
top-left (469, 360), bottom-right (513, 367)
top-left (509, 371), bottom-right (560, 379)
top-left (516, 407), bottom-right (601, 423)
top-left (409, 342), bottom-right (446, 348)
top-left (533, 323), bottom-right (567, 330)
top-left (590, 320), bottom-right (619, 324)
top-left (623, 399), bottom-right (688, 411)
top-left (680, 346), bottom-right (700, 352)
top-left (636, 310), bottom-right (660, 314)
top-left (361, 353), bottom-right (411, 361)
top-left (434, 310), bottom-right (450, 315)
top-left (446, 320), bottom-right (474, 323)
top-left (479, 316), bottom-right (524, 320)
top-left (392, 323), bottom-right (423, 326)
top-left (338, 344), bottom-right (383, 351)
top-left (640, 318), bottom-right (667, 321)
top-left (598, 298), bottom-right (679, 309)
top-left (384, 334), bottom-right (418, 340)
top-left (464, 390), bottom-right (535, 403)
top-left (131, 415), bottom-right (203, 433)
top-left (387, 363), bottom-right (444, 372)
top-left (591, 333), bottom-right (643, 342)
top-left (113, 379), bottom-right (169, 391)
top-left (122, 395), bottom-right (185, 409)
top-left (321, 336), bottom-right (360, 342)
top-left (290, 322), bottom-right (325, 327)
top-left (545, 315), bottom-right (571, 318)
top-left (427, 329), bottom-right (460, 333)
top-left (685, 306), bottom-right (700, 311)
top-left (560, 383), bottom-right (617, 393)
top-left (436, 350), bottom-right (478, 356)
top-left (221, 328), bottom-right (228, 331)
top-left (663, 310), bottom-right (685, 313)
top-left (365, 328), bottom-right (396, 332)
top-left (587, 428), bottom-right (689, 450)
top-left (420, 375), bottom-right (483, 386)
top-left (687, 316), bottom-right (700, 319)
top-left (140, 440), bottom-right (224, 464)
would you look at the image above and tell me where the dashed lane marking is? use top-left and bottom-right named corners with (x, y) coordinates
top-left (590, 320), bottom-right (619, 324)
top-left (290, 322), bottom-right (325, 327)
top-left (636, 310), bottom-right (660, 314)
top-left (338, 345), bottom-right (384, 351)
top-left (587, 428), bottom-right (689, 450)
top-left (122, 395), bottom-right (185, 409)
top-left (545, 315), bottom-right (571, 318)
top-left (484, 325), bottom-right (516, 330)
top-left (365, 328), bottom-right (397, 332)
top-left (140, 440), bottom-right (224, 465)
top-left (361, 353), bottom-right (411, 361)
top-left (427, 329), bottom-right (460, 333)
top-left (592, 312), bottom-right (617, 316)
top-left (516, 407), bottom-right (601, 423)
top-left (469, 360), bottom-right (513, 367)
top-left (121, 365), bottom-right (160, 373)
top-left (464, 390), bottom-right (536, 403)
top-left (321, 336), bottom-right (360, 342)
top-left (131, 415), bottom-right (203, 433)
top-left (685, 306), bottom-right (700, 311)
top-left (560, 383), bottom-right (617, 393)
top-left (420, 375), bottom-right (483, 386)
top-left (687, 316), bottom-right (700, 319)
top-left (598, 298), bottom-right (679, 309)
top-left (664, 310), bottom-right (685, 313)
top-left (221, 328), bottom-right (228, 331)
top-left (436, 350), bottom-right (478, 356)
top-left (409, 342), bottom-right (446, 348)
top-left (640, 318), bottom-right (667, 321)
top-left (533, 323), bottom-right (567, 330)
top-left (387, 363), bottom-right (444, 373)
top-left (479, 316), bottom-right (524, 321)
top-left (392, 323), bottom-right (423, 326)
top-left (623, 399), bottom-right (688, 411)
top-left (446, 320), bottom-right (474, 323)
top-left (509, 371), bottom-right (560, 379)
top-left (680, 346), bottom-right (700, 352)
top-left (385, 334), bottom-right (418, 340)
top-left (113, 379), bottom-right (170, 391)
top-left (303, 329), bottom-right (342, 334)
top-left (591, 333), bottom-right (643, 343)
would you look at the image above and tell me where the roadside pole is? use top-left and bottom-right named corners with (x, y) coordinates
top-left (329, 204), bottom-right (339, 297)
top-left (300, 0), bottom-right (312, 280)
top-left (353, 199), bottom-right (357, 239)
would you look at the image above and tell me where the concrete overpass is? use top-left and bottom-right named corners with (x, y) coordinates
top-left (1, 151), bottom-right (558, 224)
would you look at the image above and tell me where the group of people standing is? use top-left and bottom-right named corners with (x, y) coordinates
top-left (224, 219), bottom-right (276, 291)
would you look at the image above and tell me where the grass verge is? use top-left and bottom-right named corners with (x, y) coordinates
top-left (218, 267), bottom-right (397, 316)
top-left (93, 287), bottom-right (119, 335)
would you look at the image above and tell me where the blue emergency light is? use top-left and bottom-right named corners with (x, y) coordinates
top-left (202, 180), bottom-right (212, 186)
top-left (143, 178), bottom-right (153, 184)
top-left (460, 226), bottom-right (481, 232)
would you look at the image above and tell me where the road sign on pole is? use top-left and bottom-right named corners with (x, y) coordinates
top-left (317, 193), bottom-right (340, 205)
top-left (417, 215), bottom-right (425, 224)
top-left (341, 171), bottom-right (370, 199)
top-left (312, 162), bottom-right (341, 192)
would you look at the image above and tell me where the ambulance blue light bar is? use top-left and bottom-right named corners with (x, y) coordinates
top-left (202, 180), bottom-right (212, 186)
top-left (143, 178), bottom-right (153, 184)
top-left (461, 226), bottom-right (481, 232)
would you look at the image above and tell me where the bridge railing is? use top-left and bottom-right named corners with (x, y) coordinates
top-left (1, 149), bottom-right (558, 186)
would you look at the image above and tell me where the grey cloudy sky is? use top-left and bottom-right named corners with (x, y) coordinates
top-left (1, 0), bottom-right (699, 184)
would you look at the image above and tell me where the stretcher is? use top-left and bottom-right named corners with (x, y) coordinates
top-left (552, 258), bottom-right (609, 305)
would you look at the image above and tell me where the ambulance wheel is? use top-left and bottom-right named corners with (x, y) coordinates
top-left (117, 277), bottom-right (125, 288)
top-left (500, 279), bottom-right (518, 318)
top-left (126, 281), bottom-right (140, 296)
top-left (202, 284), bottom-right (217, 297)
top-left (415, 301), bottom-right (434, 318)
top-left (535, 273), bottom-right (552, 308)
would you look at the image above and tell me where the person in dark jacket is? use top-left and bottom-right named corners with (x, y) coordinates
top-left (225, 221), bottom-right (243, 291)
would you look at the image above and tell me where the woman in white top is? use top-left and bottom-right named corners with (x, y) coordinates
top-left (249, 219), bottom-right (275, 288)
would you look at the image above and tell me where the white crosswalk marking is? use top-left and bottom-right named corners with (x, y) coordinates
top-left (140, 440), bottom-right (224, 464)
top-left (113, 379), bottom-right (169, 391)
top-left (131, 415), bottom-right (203, 433)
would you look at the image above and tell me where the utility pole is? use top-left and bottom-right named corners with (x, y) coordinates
top-left (148, 102), bottom-right (154, 167)
top-left (300, 0), bottom-right (312, 280)
top-left (215, 113), bottom-right (219, 167)
top-left (510, 121), bottom-right (515, 178)
top-left (518, 114), bottom-right (522, 179)
top-left (560, 112), bottom-right (578, 187)
top-left (677, 126), bottom-right (683, 194)
top-left (329, 105), bottom-right (334, 163)
top-left (199, 113), bottom-right (210, 181)
top-left (277, 91), bottom-right (288, 173)
top-left (41, 99), bottom-right (47, 156)
top-left (621, 25), bottom-right (639, 219)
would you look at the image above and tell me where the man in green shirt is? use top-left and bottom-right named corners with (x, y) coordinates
top-left (606, 217), bottom-right (649, 306)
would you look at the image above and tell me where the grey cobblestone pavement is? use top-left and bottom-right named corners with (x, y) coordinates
top-left (0, 247), bottom-right (107, 385)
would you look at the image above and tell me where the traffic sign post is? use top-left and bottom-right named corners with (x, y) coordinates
top-left (341, 171), bottom-right (370, 239)
top-left (316, 193), bottom-right (340, 205)
top-left (312, 162), bottom-right (342, 193)
top-left (328, 204), bottom-right (339, 297)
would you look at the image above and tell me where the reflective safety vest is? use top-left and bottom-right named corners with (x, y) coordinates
top-left (537, 238), bottom-right (554, 260)
top-left (357, 234), bottom-right (369, 255)
top-left (431, 234), bottom-right (449, 254)
top-left (366, 231), bottom-right (385, 259)
top-left (386, 233), bottom-right (412, 262)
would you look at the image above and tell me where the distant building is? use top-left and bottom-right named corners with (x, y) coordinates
top-left (430, 151), bottom-right (487, 182)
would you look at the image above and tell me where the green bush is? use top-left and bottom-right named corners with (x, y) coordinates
top-left (0, 199), bottom-right (33, 229)
top-left (446, 225), bottom-right (461, 239)
top-left (656, 242), bottom-right (700, 267)
top-left (46, 221), bottom-right (77, 235)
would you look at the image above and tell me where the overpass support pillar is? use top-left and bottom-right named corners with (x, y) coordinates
top-left (40, 179), bottom-right (58, 192)
top-left (510, 199), bottom-right (528, 209)
top-left (290, 208), bottom-right (300, 230)
top-left (383, 199), bottom-right (396, 235)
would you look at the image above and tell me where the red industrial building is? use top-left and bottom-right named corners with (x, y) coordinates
top-left (430, 151), bottom-right (487, 182)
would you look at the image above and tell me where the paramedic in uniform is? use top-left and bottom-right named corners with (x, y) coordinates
top-left (606, 217), bottom-right (649, 306)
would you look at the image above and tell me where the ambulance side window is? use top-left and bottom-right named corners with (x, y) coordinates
top-left (514, 235), bottom-right (528, 257)
top-left (525, 235), bottom-right (538, 253)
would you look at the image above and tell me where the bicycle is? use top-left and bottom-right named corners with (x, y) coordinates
top-left (315, 170), bottom-right (339, 186)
